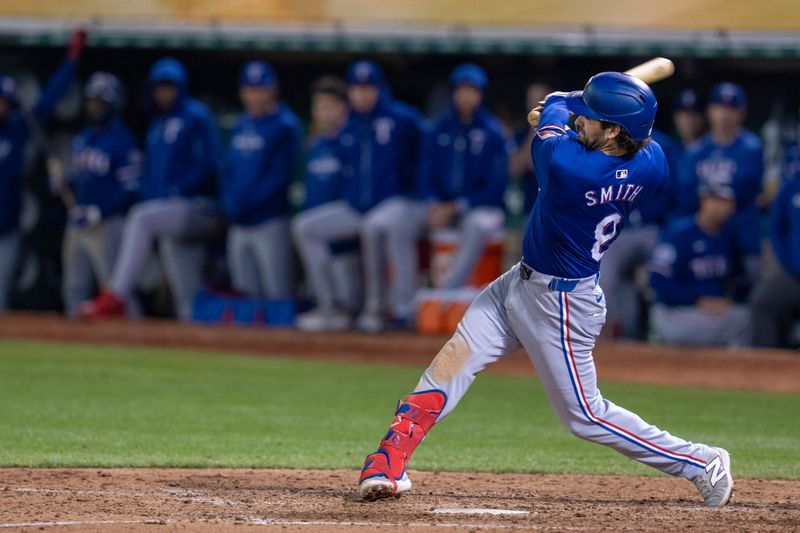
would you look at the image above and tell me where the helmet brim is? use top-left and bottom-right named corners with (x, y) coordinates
top-left (565, 91), bottom-right (605, 122)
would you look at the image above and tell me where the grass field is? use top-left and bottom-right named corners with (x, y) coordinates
top-left (0, 339), bottom-right (798, 479)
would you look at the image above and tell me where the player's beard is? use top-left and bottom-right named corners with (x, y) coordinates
top-left (577, 126), bottom-right (603, 151)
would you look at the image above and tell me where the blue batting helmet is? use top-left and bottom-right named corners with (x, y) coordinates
top-left (0, 75), bottom-right (16, 103)
top-left (240, 61), bottom-right (277, 88)
top-left (565, 72), bottom-right (657, 141)
top-left (84, 72), bottom-right (122, 107)
top-left (450, 63), bottom-right (488, 91)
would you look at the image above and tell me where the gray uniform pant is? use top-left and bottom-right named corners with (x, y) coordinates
top-left (62, 216), bottom-right (124, 318)
top-left (750, 263), bottom-right (800, 347)
top-left (292, 197), bottom-right (418, 319)
top-left (440, 207), bottom-right (505, 289)
top-left (109, 198), bottom-right (219, 322)
top-left (228, 217), bottom-right (292, 299)
top-left (598, 225), bottom-right (659, 338)
top-left (415, 263), bottom-right (715, 479)
top-left (650, 304), bottom-right (751, 347)
top-left (0, 231), bottom-right (19, 311)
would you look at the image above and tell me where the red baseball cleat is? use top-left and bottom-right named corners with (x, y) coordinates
top-left (78, 290), bottom-right (126, 321)
top-left (358, 390), bottom-right (446, 501)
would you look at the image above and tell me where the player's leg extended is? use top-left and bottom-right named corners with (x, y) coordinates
top-left (359, 266), bottom-right (522, 500)
top-left (506, 272), bottom-right (732, 506)
top-left (250, 216), bottom-right (293, 300)
top-left (440, 207), bottom-right (504, 289)
top-left (106, 199), bottom-right (188, 299)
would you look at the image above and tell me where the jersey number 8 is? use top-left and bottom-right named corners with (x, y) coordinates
top-left (591, 213), bottom-right (622, 261)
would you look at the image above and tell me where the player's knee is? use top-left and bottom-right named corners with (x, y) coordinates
top-left (560, 415), bottom-right (594, 440)
top-left (290, 215), bottom-right (309, 241)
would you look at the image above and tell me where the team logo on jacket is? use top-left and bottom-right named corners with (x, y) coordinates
top-left (615, 169), bottom-right (628, 180)
top-left (163, 118), bottom-right (184, 144)
top-left (373, 118), bottom-right (395, 144)
top-left (469, 129), bottom-right (486, 154)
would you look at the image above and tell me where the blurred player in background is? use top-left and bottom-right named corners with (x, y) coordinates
top-left (509, 82), bottom-right (551, 213)
top-left (419, 63), bottom-right (508, 289)
top-left (221, 61), bottom-right (301, 300)
top-left (0, 30), bottom-right (85, 311)
top-left (649, 182), bottom-right (750, 346)
top-left (293, 76), bottom-right (358, 331)
top-left (750, 156), bottom-right (800, 348)
top-left (676, 83), bottom-right (763, 300)
top-left (671, 89), bottom-right (707, 149)
top-left (292, 60), bottom-right (423, 333)
top-left (79, 57), bottom-right (221, 321)
top-left (54, 72), bottom-right (141, 317)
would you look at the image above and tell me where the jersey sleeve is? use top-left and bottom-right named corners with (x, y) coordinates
top-left (530, 95), bottom-right (571, 191)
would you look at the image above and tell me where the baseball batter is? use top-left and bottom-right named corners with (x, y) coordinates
top-left (359, 72), bottom-right (733, 507)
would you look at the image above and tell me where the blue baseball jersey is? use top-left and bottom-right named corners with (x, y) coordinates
top-left (0, 58), bottom-right (77, 235)
top-left (675, 130), bottom-right (763, 215)
top-left (221, 104), bottom-right (302, 225)
top-left (336, 98), bottom-right (423, 212)
top-left (141, 97), bottom-right (221, 200)
top-left (418, 108), bottom-right (508, 209)
top-left (649, 216), bottom-right (732, 307)
top-left (513, 126), bottom-right (539, 213)
top-left (69, 118), bottom-right (142, 218)
top-left (303, 134), bottom-right (344, 210)
top-left (770, 171), bottom-right (800, 278)
top-left (522, 95), bottom-right (668, 279)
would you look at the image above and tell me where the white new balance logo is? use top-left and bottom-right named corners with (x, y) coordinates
top-left (705, 456), bottom-right (726, 487)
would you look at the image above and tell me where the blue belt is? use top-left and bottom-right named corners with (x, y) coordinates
top-left (519, 261), bottom-right (581, 292)
top-left (547, 277), bottom-right (580, 292)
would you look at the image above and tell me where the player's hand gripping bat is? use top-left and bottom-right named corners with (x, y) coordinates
top-left (527, 57), bottom-right (675, 128)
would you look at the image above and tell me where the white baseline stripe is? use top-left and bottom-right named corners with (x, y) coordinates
top-left (0, 520), bottom-right (147, 528)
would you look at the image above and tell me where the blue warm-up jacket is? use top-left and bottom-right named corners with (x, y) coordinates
top-left (336, 98), bottom-right (423, 213)
top-left (418, 107), bottom-right (508, 210)
top-left (221, 103), bottom-right (302, 225)
top-left (69, 118), bottom-right (142, 218)
top-left (140, 60), bottom-right (220, 201)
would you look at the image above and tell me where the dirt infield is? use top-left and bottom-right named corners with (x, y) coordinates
top-left (1, 468), bottom-right (799, 532)
top-left (1, 313), bottom-right (799, 393)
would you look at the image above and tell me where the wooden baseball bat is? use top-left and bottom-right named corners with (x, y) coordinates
top-left (527, 57), bottom-right (675, 126)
